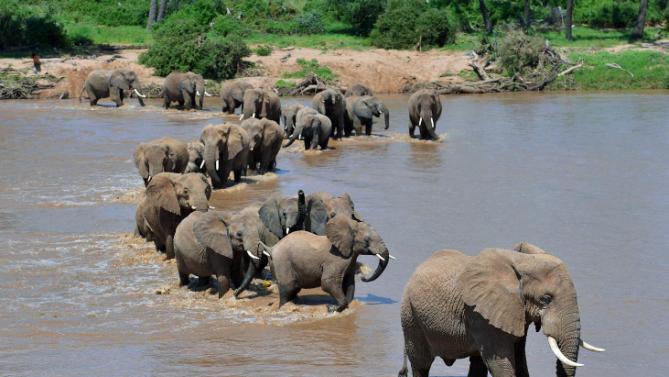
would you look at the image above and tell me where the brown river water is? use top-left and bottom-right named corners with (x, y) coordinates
top-left (0, 93), bottom-right (667, 376)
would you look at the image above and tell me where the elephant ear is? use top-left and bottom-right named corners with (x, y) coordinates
top-left (133, 146), bottom-right (148, 179)
top-left (227, 126), bottom-right (245, 158)
top-left (193, 213), bottom-right (234, 258)
top-left (145, 175), bottom-right (180, 215)
top-left (259, 196), bottom-right (282, 238)
top-left (306, 196), bottom-right (329, 236)
top-left (458, 250), bottom-right (525, 337)
top-left (325, 215), bottom-right (356, 258)
top-left (110, 71), bottom-right (130, 90)
top-left (513, 242), bottom-right (548, 255)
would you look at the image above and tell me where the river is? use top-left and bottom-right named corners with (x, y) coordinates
top-left (0, 92), bottom-right (667, 376)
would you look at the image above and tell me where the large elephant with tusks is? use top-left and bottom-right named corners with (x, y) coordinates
top-left (408, 89), bottom-right (442, 140)
top-left (79, 69), bottom-right (146, 107)
top-left (200, 124), bottom-right (249, 189)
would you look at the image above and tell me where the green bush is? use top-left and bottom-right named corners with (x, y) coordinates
top-left (295, 11), bottom-right (325, 34)
top-left (497, 31), bottom-right (545, 75)
top-left (282, 58), bottom-right (337, 83)
top-left (59, 0), bottom-right (149, 26)
top-left (211, 15), bottom-right (252, 37)
top-left (370, 1), bottom-right (423, 49)
top-left (332, 0), bottom-right (387, 36)
top-left (416, 8), bottom-right (456, 47)
top-left (0, 2), bottom-right (68, 50)
top-left (255, 44), bottom-right (273, 56)
top-left (577, 0), bottom-right (638, 28)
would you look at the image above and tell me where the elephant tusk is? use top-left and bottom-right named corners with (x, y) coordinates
top-left (191, 205), bottom-right (197, 210)
top-left (389, 254), bottom-right (397, 260)
top-left (209, 206), bottom-right (215, 210)
top-left (147, 175), bottom-right (152, 183)
top-left (418, 117), bottom-right (423, 126)
top-left (216, 159), bottom-right (220, 171)
top-left (200, 160), bottom-right (206, 169)
top-left (239, 114), bottom-right (244, 120)
top-left (375, 254), bottom-right (386, 262)
top-left (196, 90), bottom-right (201, 97)
top-left (263, 250), bottom-right (271, 257)
top-left (246, 250), bottom-right (260, 260)
top-left (285, 227), bottom-right (290, 235)
top-left (580, 340), bottom-right (605, 352)
top-left (548, 337), bottom-right (584, 367)
top-left (431, 117), bottom-right (435, 129)
top-left (252, 112), bottom-right (256, 118)
top-left (204, 91), bottom-right (212, 97)
top-left (133, 88), bottom-right (147, 98)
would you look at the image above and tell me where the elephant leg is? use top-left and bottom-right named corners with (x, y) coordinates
top-left (480, 348), bottom-right (516, 377)
top-left (163, 96), bottom-right (170, 109)
top-left (165, 235), bottom-right (175, 259)
top-left (343, 274), bottom-right (355, 304)
top-left (322, 277), bottom-right (348, 312)
top-left (467, 355), bottom-right (488, 377)
top-left (514, 335), bottom-right (529, 377)
top-left (197, 276), bottom-right (211, 287)
top-left (365, 120), bottom-right (373, 136)
top-left (175, 251), bottom-right (190, 286)
top-left (233, 168), bottom-right (243, 183)
top-left (217, 274), bottom-right (230, 299)
top-left (303, 136), bottom-right (312, 150)
top-left (310, 133), bottom-right (319, 150)
top-left (110, 87), bottom-right (122, 107)
top-left (278, 282), bottom-right (300, 307)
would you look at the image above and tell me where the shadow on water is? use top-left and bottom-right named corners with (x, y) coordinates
top-left (355, 293), bottom-right (397, 305)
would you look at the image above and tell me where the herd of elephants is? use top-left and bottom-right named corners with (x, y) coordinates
top-left (78, 68), bottom-right (605, 377)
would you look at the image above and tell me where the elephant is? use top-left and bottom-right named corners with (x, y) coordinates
top-left (225, 205), bottom-right (281, 298)
top-left (345, 96), bottom-right (390, 136)
top-left (283, 107), bottom-right (332, 150)
top-left (264, 214), bottom-right (391, 312)
top-left (408, 89), bottom-right (442, 140)
top-left (79, 69), bottom-right (146, 107)
top-left (345, 83), bottom-right (373, 97)
top-left (281, 104), bottom-right (304, 136)
top-left (240, 118), bottom-right (284, 174)
top-left (173, 210), bottom-right (240, 298)
top-left (200, 123), bottom-right (250, 189)
top-left (221, 80), bottom-right (254, 114)
top-left (185, 140), bottom-right (205, 173)
top-left (163, 71), bottom-right (211, 110)
top-left (258, 190), bottom-right (333, 239)
top-left (397, 243), bottom-right (605, 377)
top-left (133, 137), bottom-right (189, 186)
top-left (135, 172), bottom-right (212, 259)
top-left (241, 88), bottom-right (281, 123)
top-left (308, 192), bottom-right (360, 221)
top-left (313, 88), bottom-right (346, 139)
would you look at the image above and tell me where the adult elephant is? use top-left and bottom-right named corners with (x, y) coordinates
top-left (221, 80), bottom-right (253, 114)
top-left (174, 210), bottom-right (239, 298)
top-left (345, 83), bottom-right (373, 97)
top-left (240, 118), bottom-right (284, 174)
top-left (241, 88), bottom-right (281, 123)
top-left (281, 104), bottom-right (304, 136)
top-left (133, 137), bottom-right (189, 186)
top-left (226, 205), bottom-right (281, 298)
top-left (163, 71), bottom-right (211, 110)
top-left (264, 214), bottom-right (391, 312)
top-left (185, 140), bottom-right (205, 173)
top-left (135, 172), bottom-right (212, 259)
top-left (79, 69), bottom-right (146, 107)
top-left (398, 243), bottom-right (605, 377)
top-left (345, 96), bottom-right (390, 136)
top-left (408, 89), bottom-right (442, 140)
top-left (313, 88), bottom-right (346, 139)
top-left (200, 123), bottom-right (250, 189)
top-left (283, 107), bottom-right (331, 150)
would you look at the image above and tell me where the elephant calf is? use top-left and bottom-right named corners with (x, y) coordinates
top-left (398, 243), bottom-right (605, 377)
top-left (283, 107), bottom-right (332, 150)
top-left (185, 141), bottom-right (205, 173)
top-left (345, 96), bottom-right (390, 136)
top-left (135, 172), bottom-right (212, 259)
top-left (265, 215), bottom-right (391, 312)
top-left (134, 137), bottom-right (189, 186)
top-left (174, 211), bottom-right (239, 298)
top-left (345, 83), bottom-right (373, 97)
top-left (241, 118), bottom-right (284, 174)
top-left (281, 104), bottom-right (304, 136)
top-left (313, 88), bottom-right (346, 139)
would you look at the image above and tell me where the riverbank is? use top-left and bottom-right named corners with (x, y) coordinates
top-left (1, 43), bottom-right (668, 99)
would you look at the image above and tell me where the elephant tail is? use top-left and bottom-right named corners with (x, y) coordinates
top-left (78, 84), bottom-right (86, 103)
top-left (397, 346), bottom-right (408, 377)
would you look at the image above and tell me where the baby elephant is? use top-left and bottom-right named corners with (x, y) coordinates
top-left (174, 211), bottom-right (240, 298)
top-left (267, 215), bottom-right (391, 312)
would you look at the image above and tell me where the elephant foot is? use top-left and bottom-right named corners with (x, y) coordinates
top-left (326, 304), bottom-right (339, 313)
top-left (397, 367), bottom-right (408, 377)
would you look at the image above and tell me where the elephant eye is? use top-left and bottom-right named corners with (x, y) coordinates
top-left (236, 231), bottom-right (243, 237)
top-left (182, 187), bottom-right (189, 195)
top-left (539, 294), bottom-right (553, 306)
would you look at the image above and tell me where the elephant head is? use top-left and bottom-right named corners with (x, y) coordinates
top-left (241, 88), bottom-right (263, 120)
top-left (259, 190), bottom-right (308, 238)
top-left (241, 118), bottom-right (264, 152)
top-left (458, 244), bottom-right (604, 377)
top-left (145, 173), bottom-right (212, 215)
top-left (413, 90), bottom-right (440, 140)
top-left (185, 141), bottom-right (205, 173)
top-left (187, 72), bottom-right (209, 110)
top-left (110, 69), bottom-right (145, 106)
top-left (355, 96), bottom-right (390, 130)
top-left (281, 104), bottom-right (304, 136)
top-left (134, 142), bottom-right (180, 186)
top-left (314, 89), bottom-right (341, 114)
top-left (200, 124), bottom-right (246, 188)
top-left (345, 83), bottom-right (373, 97)
top-left (325, 215), bottom-right (390, 282)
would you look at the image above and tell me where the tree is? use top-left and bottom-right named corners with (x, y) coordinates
top-left (147, 0), bottom-right (157, 29)
top-left (631, 0), bottom-right (648, 40)
top-left (479, 0), bottom-right (493, 34)
top-left (565, 0), bottom-right (574, 40)
top-left (524, 0), bottom-right (531, 32)
top-left (157, 0), bottom-right (167, 22)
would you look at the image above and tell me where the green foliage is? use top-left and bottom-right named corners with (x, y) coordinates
top-left (211, 15), bottom-right (252, 38)
top-left (255, 45), bottom-right (274, 56)
top-left (282, 58), bottom-right (337, 83)
top-left (416, 8), bottom-right (456, 47)
top-left (0, 1), bottom-right (68, 50)
top-left (60, 0), bottom-right (150, 27)
top-left (274, 79), bottom-right (294, 88)
top-left (65, 24), bottom-right (150, 46)
top-left (328, 0), bottom-right (387, 36)
top-left (576, 0), bottom-right (638, 28)
top-left (295, 11), bottom-right (325, 34)
top-left (497, 31), bottom-right (545, 75)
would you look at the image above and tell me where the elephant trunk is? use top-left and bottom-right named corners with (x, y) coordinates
top-left (190, 193), bottom-right (210, 212)
top-left (554, 310), bottom-right (581, 377)
top-left (284, 123), bottom-right (303, 147)
top-left (296, 190), bottom-right (307, 229)
top-left (382, 106), bottom-right (390, 130)
top-left (542, 294), bottom-right (581, 377)
top-left (361, 247), bottom-right (389, 282)
top-left (234, 259), bottom-right (258, 298)
top-left (197, 84), bottom-right (205, 110)
top-left (204, 143), bottom-right (222, 188)
top-left (420, 109), bottom-right (438, 140)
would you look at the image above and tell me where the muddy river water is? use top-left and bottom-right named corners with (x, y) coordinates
top-left (0, 92), bottom-right (667, 376)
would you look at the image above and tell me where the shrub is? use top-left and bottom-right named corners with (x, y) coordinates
top-left (274, 79), bottom-right (294, 89)
top-left (335, 0), bottom-right (387, 36)
top-left (497, 31), bottom-right (545, 75)
top-left (211, 15), bottom-right (252, 38)
top-left (0, 2), bottom-right (69, 50)
top-left (294, 11), bottom-right (325, 34)
top-left (577, 0), bottom-right (637, 28)
top-left (195, 37), bottom-right (251, 80)
top-left (370, 1), bottom-right (423, 49)
top-left (282, 58), bottom-right (337, 83)
top-left (255, 45), bottom-right (273, 56)
top-left (416, 8), bottom-right (456, 47)
top-left (61, 0), bottom-right (149, 26)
